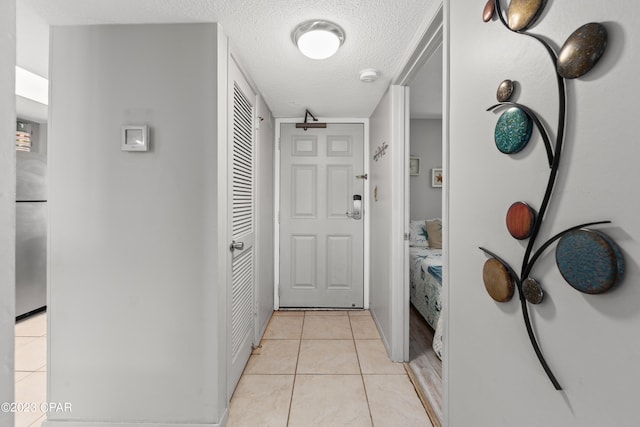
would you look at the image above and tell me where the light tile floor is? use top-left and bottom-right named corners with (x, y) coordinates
top-left (12, 310), bottom-right (431, 427)
top-left (14, 312), bottom-right (47, 427)
top-left (228, 310), bottom-right (433, 427)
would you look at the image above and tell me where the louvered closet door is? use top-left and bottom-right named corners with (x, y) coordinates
top-left (228, 58), bottom-right (256, 398)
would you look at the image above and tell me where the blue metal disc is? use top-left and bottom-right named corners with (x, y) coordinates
top-left (599, 231), bottom-right (625, 282)
top-left (555, 229), bottom-right (623, 294)
top-left (494, 107), bottom-right (533, 154)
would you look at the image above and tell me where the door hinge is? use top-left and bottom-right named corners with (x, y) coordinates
top-left (278, 211), bottom-right (280, 223)
top-left (404, 232), bottom-right (410, 241)
top-left (278, 137), bottom-right (281, 150)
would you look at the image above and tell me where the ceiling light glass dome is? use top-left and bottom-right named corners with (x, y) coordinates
top-left (292, 20), bottom-right (345, 60)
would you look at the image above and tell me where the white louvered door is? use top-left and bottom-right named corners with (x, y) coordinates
top-left (228, 58), bottom-right (256, 398)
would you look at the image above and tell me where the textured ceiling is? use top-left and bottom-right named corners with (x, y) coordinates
top-left (21, 0), bottom-right (440, 118)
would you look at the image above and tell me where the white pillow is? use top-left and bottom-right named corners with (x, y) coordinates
top-left (409, 220), bottom-right (429, 247)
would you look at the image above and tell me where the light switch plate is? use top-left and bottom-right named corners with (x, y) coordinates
top-left (121, 125), bottom-right (149, 151)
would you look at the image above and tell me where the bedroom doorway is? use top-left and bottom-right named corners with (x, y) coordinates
top-left (395, 5), bottom-right (445, 426)
top-left (406, 46), bottom-right (444, 426)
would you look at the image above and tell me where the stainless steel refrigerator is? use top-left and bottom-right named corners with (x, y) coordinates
top-left (16, 121), bottom-right (47, 319)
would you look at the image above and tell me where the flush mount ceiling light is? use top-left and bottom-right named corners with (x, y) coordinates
top-left (292, 20), bottom-right (345, 60)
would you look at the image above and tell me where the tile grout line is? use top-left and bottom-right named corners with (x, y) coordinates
top-left (349, 312), bottom-right (376, 427)
top-left (29, 414), bottom-right (46, 427)
top-left (285, 311), bottom-right (306, 427)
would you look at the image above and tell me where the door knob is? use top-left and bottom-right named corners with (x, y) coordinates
top-left (229, 241), bottom-right (245, 252)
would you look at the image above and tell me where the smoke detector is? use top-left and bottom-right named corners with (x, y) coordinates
top-left (359, 69), bottom-right (379, 83)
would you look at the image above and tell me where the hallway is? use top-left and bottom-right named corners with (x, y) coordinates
top-left (228, 310), bottom-right (432, 427)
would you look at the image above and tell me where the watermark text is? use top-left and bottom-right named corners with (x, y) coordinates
top-left (1, 402), bottom-right (72, 413)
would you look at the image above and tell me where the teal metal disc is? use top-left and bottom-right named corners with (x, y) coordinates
top-left (494, 107), bottom-right (533, 154)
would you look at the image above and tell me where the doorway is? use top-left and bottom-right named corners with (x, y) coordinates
top-left (15, 66), bottom-right (50, 427)
top-left (278, 123), bottom-right (365, 308)
top-left (394, 4), bottom-right (446, 426)
top-left (406, 45), bottom-right (445, 426)
top-left (275, 119), bottom-right (370, 310)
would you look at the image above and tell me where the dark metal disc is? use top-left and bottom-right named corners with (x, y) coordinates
top-left (523, 278), bottom-right (544, 304)
top-left (496, 79), bottom-right (514, 102)
top-left (557, 23), bottom-right (608, 79)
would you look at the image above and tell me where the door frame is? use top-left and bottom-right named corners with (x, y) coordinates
top-left (0, 2), bottom-right (16, 423)
top-left (392, 2), bottom-right (449, 425)
top-left (274, 118), bottom-right (370, 310)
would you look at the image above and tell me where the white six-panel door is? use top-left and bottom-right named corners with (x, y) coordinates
top-left (279, 123), bottom-right (364, 308)
top-left (228, 58), bottom-right (256, 398)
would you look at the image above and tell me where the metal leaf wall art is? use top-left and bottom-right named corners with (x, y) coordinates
top-left (480, 0), bottom-right (624, 391)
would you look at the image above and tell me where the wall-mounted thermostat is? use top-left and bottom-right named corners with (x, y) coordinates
top-left (121, 125), bottom-right (149, 151)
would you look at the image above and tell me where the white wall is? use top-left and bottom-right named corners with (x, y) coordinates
top-left (369, 86), bottom-right (407, 361)
top-left (47, 24), bottom-right (225, 425)
top-left (16, 0), bottom-right (49, 77)
top-left (15, 1), bottom-right (50, 123)
top-left (0, 1), bottom-right (16, 426)
top-left (448, 1), bottom-right (640, 426)
top-left (369, 88), bottom-right (393, 351)
top-left (255, 96), bottom-right (275, 340)
top-left (410, 118), bottom-right (442, 220)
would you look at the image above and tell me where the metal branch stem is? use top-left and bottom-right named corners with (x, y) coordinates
top-left (489, 0), bottom-right (570, 390)
top-left (480, 247), bottom-right (562, 390)
top-left (523, 221), bottom-right (611, 279)
top-left (519, 39), bottom-right (566, 285)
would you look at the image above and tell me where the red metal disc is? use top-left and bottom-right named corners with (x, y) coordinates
top-left (506, 202), bottom-right (535, 240)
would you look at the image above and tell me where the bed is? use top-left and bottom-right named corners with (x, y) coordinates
top-left (409, 220), bottom-right (444, 359)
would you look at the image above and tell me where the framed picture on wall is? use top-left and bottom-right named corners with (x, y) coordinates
top-left (432, 168), bottom-right (443, 188)
top-left (409, 157), bottom-right (421, 176)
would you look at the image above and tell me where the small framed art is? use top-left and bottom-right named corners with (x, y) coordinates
top-left (409, 157), bottom-right (421, 176)
top-left (432, 168), bottom-right (443, 188)
top-left (121, 125), bottom-right (149, 152)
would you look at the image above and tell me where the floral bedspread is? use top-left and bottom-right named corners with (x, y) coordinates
top-left (410, 246), bottom-right (443, 359)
